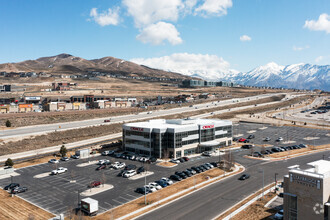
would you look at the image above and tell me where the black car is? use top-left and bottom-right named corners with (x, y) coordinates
top-left (253, 152), bottom-right (263, 157)
top-left (247, 134), bottom-right (255, 139)
top-left (241, 144), bottom-right (253, 149)
top-left (299, 144), bottom-right (308, 148)
top-left (280, 147), bottom-right (287, 151)
top-left (183, 170), bottom-right (192, 177)
top-left (135, 187), bottom-right (149, 194)
top-left (117, 170), bottom-right (127, 177)
top-left (233, 137), bottom-right (238, 142)
top-left (191, 166), bottom-right (202, 173)
top-left (271, 147), bottom-right (281, 152)
top-left (170, 174), bottom-right (182, 181)
top-left (198, 165), bottom-right (206, 172)
top-left (238, 174), bottom-right (250, 180)
top-left (148, 157), bottom-right (157, 163)
top-left (137, 166), bottom-right (145, 174)
top-left (4, 183), bottom-right (20, 190)
top-left (201, 164), bottom-right (210, 170)
top-left (175, 172), bottom-right (187, 179)
top-left (265, 150), bottom-right (273, 154)
top-left (11, 186), bottom-right (28, 194)
top-left (178, 158), bottom-right (185, 163)
top-left (125, 164), bottom-right (137, 170)
top-left (210, 162), bottom-right (218, 167)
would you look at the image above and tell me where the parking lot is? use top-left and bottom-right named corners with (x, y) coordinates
top-left (0, 122), bottom-right (328, 216)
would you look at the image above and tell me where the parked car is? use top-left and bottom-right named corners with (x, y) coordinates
top-left (170, 174), bottom-right (182, 181)
top-left (117, 170), bottom-right (127, 177)
top-left (186, 168), bottom-right (196, 175)
top-left (271, 147), bottom-right (281, 152)
top-left (175, 171), bottom-right (187, 179)
top-left (238, 138), bottom-right (247, 142)
top-left (178, 158), bottom-right (185, 163)
top-left (263, 137), bottom-right (271, 141)
top-left (51, 167), bottom-right (68, 175)
top-left (205, 163), bottom-right (214, 168)
top-left (71, 155), bottom-right (80, 159)
top-left (155, 180), bottom-right (168, 188)
top-left (202, 151), bottom-right (212, 157)
top-left (129, 155), bottom-right (136, 160)
top-left (113, 162), bottom-right (125, 169)
top-left (61, 157), bottom-right (69, 161)
top-left (124, 170), bottom-right (137, 178)
top-left (183, 170), bottom-right (192, 177)
top-left (11, 186), bottom-right (28, 194)
top-left (96, 164), bottom-right (106, 170)
top-left (299, 144), bottom-right (308, 148)
top-left (201, 164), bottom-right (210, 170)
top-left (210, 162), bottom-right (218, 167)
top-left (182, 157), bottom-right (189, 161)
top-left (161, 177), bottom-right (174, 185)
top-left (49, 159), bottom-right (59, 164)
top-left (125, 164), bottom-right (137, 171)
top-left (89, 181), bottom-right (101, 188)
top-left (247, 134), bottom-right (255, 139)
top-left (253, 152), bottom-right (263, 157)
top-left (98, 159), bottom-right (110, 165)
top-left (238, 174), bottom-right (250, 180)
top-left (135, 187), bottom-right (149, 194)
top-left (276, 137), bottom-right (283, 142)
top-left (191, 166), bottom-right (202, 173)
top-left (145, 185), bottom-right (157, 192)
top-left (274, 209), bottom-right (284, 220)
top-left (148, 157), bottom-right (157, 163)
top-left (4, 183), bottom-right (20, 190)
top-left (104, 119), bottom-right (111, 123)
top-left (241, 144), bottom-right (253, 149)
top-left (170, 159), bottom-right (180, 164)
top-left (137, 166), bottom-right (145, 174)
top-left (149, 182), bottom-right (162, 190)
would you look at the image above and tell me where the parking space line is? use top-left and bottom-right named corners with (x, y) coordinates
top-left (126, 194), bottom-right (138, 199)
top-left (112, 199), bottom-right (123, 204)
top-left (119, 196), bottom-right (130, 202)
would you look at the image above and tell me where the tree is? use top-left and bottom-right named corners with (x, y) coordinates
top-left (5, 120), bottom-right (11, 127)
top-left (5, 158), bottom-right (14, 167)
top-left (60, 145), bottom-right (67, 157)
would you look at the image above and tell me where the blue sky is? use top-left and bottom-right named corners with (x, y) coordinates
top-left (1, 0), bottom-right (329, 73)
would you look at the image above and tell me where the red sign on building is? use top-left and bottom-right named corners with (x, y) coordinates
top-left (130, 127), bottom-right (144, 132)
top-left (202, 125), bottom-right (214, 129)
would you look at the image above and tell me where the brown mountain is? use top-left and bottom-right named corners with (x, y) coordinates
top-left (0, 53), bottom-right (190, 79)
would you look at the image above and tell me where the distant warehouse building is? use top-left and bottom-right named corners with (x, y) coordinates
top-left (283, 160), bottom-right (330, 220)
top-left (122, 118), bottom-right (232, 159)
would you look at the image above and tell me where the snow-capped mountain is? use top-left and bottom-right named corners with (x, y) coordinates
top-left (191, 62), bottom-right (329, 91)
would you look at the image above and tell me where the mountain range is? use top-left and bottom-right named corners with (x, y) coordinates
top-left (182, 62), bottom-right (329, 91)
top-left (0, 53), bottom-right (189, 79)
top-left (0, 54), bottom-right (328, 91)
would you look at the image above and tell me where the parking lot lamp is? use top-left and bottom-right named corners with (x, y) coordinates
top-left (10, 175), bottom-right (13, 184)
top-left (274, 173), bottom-right (278, 193)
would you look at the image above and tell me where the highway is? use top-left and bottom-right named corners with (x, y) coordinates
top-left (135, 150), bottom-right (330, 220)
top-left (0, 93), bottom-right (284, 140)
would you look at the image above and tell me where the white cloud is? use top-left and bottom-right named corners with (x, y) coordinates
top-left (136, 22), bottom-right (183, 45)
top-left (123, 0), bottom-right (183, 27)
top-left (315, 56), bottom-right (324, 63)
top-left (293, 45), bottom-right (309, 51)
top-left (304, 13), bottom-right (330, 34)
top-left (130, 53), bottom-right (235, 80)
top-left (195, 0), bottom-right (232, 17)
top-left (90, 7), bottom-right (120, 26)
top-left (240, 35), bottom-right (251, 42)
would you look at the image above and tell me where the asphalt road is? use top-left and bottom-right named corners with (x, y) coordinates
top-left (0, 93), bottom-right (282, 139)
top-left (135, 151), bottom-right (330, 220)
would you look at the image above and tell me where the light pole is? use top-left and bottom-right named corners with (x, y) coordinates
top-left (274, 173), bottom-right (278, 194)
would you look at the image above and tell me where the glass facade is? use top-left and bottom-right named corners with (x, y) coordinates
top-left (288, 195), bottom-right (297, 220)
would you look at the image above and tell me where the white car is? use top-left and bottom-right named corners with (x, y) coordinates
top-left (51, 167), bottom-right (67, 175)
top-left (102, 151), bottom-right (109, 156)
top-left (60, 157), bottom-right (69, 161)
top-left (49, 159), bottom-right (59, 164)
top-left (145, 185), bottom-right (157, 192)
top-left (113, 162), bottom-right (125, 169)
top-left (124, 170), bottom-right (136, 178)
top-left (161, 177), bottom-right (173, 185)
top-left (274, 209), bottom-right (283, 219)
top-left (98, 159), bottom-right (110, 165)
top-left (276, 137), bottom-right (283, 142)
top-left (170, 159), bottom-right (180, 164)
top-left (149, 182), bottom-right (162, 190)
top-left (205, 163), bottom-right (214, 168)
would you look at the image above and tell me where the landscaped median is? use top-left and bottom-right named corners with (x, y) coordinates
top-left (92, 164), bottom-right (244, 220)
top-left (245, 144), bottom-right (330, 161)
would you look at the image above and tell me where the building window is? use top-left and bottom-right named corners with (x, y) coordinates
top-left (288, 195), bottom-right (297, 220)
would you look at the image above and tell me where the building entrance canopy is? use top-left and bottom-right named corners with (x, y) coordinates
top-left (198, 140), bottom-right (220, 147)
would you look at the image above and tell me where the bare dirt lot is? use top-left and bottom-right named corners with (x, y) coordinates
top-left (0, 189), bottom-right (55, 220)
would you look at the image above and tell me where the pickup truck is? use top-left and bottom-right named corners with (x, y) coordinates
top-left (51, 167), bottom-right (68, 175)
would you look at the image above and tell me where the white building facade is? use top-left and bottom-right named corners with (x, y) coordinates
top-left (122, 118), bottom-right (232, 158)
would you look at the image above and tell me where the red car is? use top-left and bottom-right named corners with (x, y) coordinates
top-left (238, 138), bottom-right (246, 142)
top-left (89, 181), bottom-right (101, 188)
top-left (104, 119), bottom-right (111, 123)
